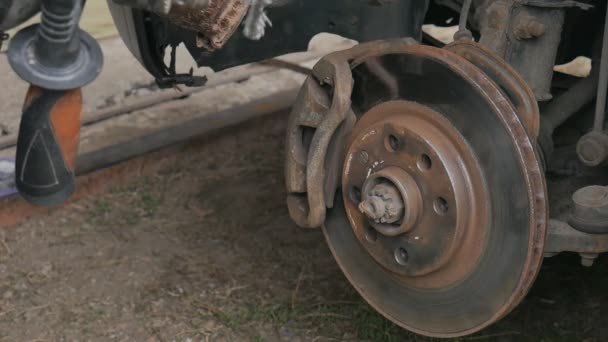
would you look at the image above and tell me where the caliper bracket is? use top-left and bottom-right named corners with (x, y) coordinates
top-left (285, 38), bottom-right (419, 228)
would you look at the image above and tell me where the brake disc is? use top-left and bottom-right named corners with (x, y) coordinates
top-left (322, 44), bottom-right (547, 337)
top-left (446, 40), bottom-right (540, 138)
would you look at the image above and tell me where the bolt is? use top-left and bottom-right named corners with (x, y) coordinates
top-left (514, 15), bottom-right (546, 40)
top-left (359, 196), bottom-right (386, 221)
top-left (580, 253), bottom-right (598, 267)
top-left (358, 183), bottom-right (404, 224)
top-left (527, 20), bottom-right (545, 37)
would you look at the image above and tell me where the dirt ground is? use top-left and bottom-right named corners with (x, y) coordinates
top-left (0, 115), bottom-right (604, 342)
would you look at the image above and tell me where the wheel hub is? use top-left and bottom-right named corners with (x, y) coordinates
top-left (343, 101), bottom-right (487, 283)
top-left (358, 167), bottom-right (416, 229)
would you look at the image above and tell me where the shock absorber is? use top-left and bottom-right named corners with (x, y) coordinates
top-left (7, 0), bottom-right (103, 206)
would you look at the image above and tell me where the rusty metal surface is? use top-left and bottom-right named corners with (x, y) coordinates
top-left (479, 0), bottom-right (566, 101)
top-left (446, 40), bottom-right (540, 138)
top-left (359, 168), bottom-right (414, 231)
top-left (311, 41), bottom-right (548, 337)
top-left (168, 0), bottom-right (248, 51)
top-left (285, 52), bottom-right (355, 228)
top-left (546, 219), bottom-right (608, 254)
top-left (285, 38), bottom-right (418, 229)
top-left (342, 101), bottom-right (487, 287)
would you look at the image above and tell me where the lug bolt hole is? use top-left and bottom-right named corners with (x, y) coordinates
top-left (349, 186), bottom-right (362, 203)
top-left (386, 134), bottom-right (402, 152)
top-left (434, 197), bottom-right (449, 215)
top-left (417, 154), bottom-right (432, 171)
top-left (364, 225), bottom-right (378, 243)
top-left (394, 247), bottom-right (409, 266)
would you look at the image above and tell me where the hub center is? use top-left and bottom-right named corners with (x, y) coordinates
top-left (359, 167), bottom-right (421, 237)
top-left (342, 100), bottom-right (487, 285)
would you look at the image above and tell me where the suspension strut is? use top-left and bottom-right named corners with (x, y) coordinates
top-left (7, 0), bottom-right (103, 206)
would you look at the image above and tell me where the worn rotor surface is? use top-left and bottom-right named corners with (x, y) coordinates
top-left (343, 101), bottom-right (487, 287)
top-left (446, 40), bottom-right (540, 138)
top-left (318, 42), bottom-right (547, 337)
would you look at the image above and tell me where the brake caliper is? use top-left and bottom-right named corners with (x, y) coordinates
top-left (285, 38), bottom-right (419, 228)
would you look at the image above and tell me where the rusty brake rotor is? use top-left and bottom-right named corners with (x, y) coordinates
top-left (446, 40), bottom-right (540, 138)
top-left (343, 100), bottom-right (487, 288)
top-left (319, 42), bottom-right (547, 337)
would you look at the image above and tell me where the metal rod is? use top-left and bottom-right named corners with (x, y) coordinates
top-left (593, 3), bottom-right (608, 131)
top-left (454, 0), bottom-right (473, 41)
top-left (459, 0), bottom-right (473, 33)
top-left (543, 72), bottom-right (599, 132)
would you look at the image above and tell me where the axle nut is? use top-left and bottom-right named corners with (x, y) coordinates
top-left (359, 183), bottom-right (405, 224)
top-left (359, 167), bottom-right (422, 237)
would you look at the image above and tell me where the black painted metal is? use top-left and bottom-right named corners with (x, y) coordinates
top-left (128, 0), bottom-right (429, 82)
top-left (0, 0), bottom-right (40, 31)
